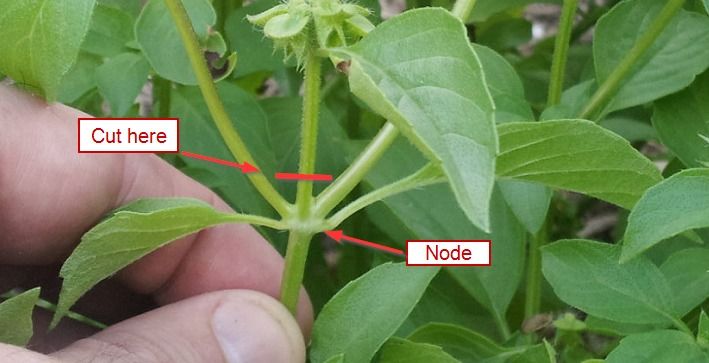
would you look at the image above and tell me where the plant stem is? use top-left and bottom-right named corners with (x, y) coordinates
top-left (326, 163), bottom-right (445, 228)
top-left (493, 310), bottom-right (512, 341)
top-left (164, 0), bottom-right (290, 217)
top-left (315, 122), bottom-right (399, 217)
top-left (671, 316), bottom-right (694, 336)
top-left (224, 213), bottom-right (288, 230)
top-left (280, 230), bottom-right (313, 314)
top-left (451, 0), bottom-right (477, 22)
top-left (547, 0), bottom-right (579, 107)
top-left (578, 0), bottom-right (685, 120)
top-left (295, 53), bottom-right (322, 218)
top-left (524, 220), bottom-right (549, 322)
top-left (153, 76), bottom-right (171, 117)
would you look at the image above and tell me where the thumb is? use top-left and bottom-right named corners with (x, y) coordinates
top-left (51, 290), bottom-right (306, 363)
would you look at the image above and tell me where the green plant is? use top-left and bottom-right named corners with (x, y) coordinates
top-left (1, 0), bottom-right (709, 361)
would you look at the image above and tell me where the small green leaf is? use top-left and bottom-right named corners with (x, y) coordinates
top-left (622, 169), bottom-right (709, 261)
top-left (593, 0), bottom-right (709, 114)
top-left (379, 337), bottom-right (460, 363)
top-left (0, 0), bottom-right (97, 100)
top-left (135, 0), bottom-right (216, 85)
top-left (264, 13), bottom-right (310, 39)
top-left (57, 53), bottom-right (102, 104)
top-left (653, 71), bottom-right (709, 168)
top-left (605, 330), bottom-right (707, 363)
top-left (310, 262), bottom-right (438, 363)
top-left (53, 198), bottom-right (242, 328)
top-left (334, 8), bottom-right (498, 232)
top-left (0, 288), bottom-right (40, 346)
top-left (509, 340), bottom-right (556, 363)
top-left (82, 3), bottom-right (135, 57)
top-left (542, 240), bottom-right (677, 325)
top-left (498, 179), bottom-right (551, 234)
top-left (699, 310), bottom-right (709, 347)
top-left (96, 52), bottom-right (150, 116)
top-left (659, 248), bottom-right (709, 316)
top-left (406, 323), bottom-right (510, 361)
top-left (497, 120), bottom-right (662, 209)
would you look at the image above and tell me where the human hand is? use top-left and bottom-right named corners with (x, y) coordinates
top-left (0, 84), bottom-right (312, 362)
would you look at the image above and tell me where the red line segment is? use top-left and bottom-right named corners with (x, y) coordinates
top-left (275, 172), bottom-right (333, 181)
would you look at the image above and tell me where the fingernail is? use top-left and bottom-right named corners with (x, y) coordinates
top-left (212, 292), bottom-right (305, 363)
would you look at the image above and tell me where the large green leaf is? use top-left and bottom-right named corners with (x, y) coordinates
top-left (622, 169), bottom-right (709, 261)
top-left (497, 120), bottom-right (662, 209)
top-left (379, 337), bottom-right (460, 363)
top-left (593, 0), bottom-right (709, 114)
top-left (473, 43), bottom-right (534, 123)
top-left (135, 0), bottom-right (215, 85)
top-left (0, 0), bottom-right (97, 100)
top-left (605, 330), bottom-right (708, 363)
top-left (82, 3), bottom-right (135, 57)
top-left (407, 323), bottom-right (511, 362)
top-left (310, 262), bottom-right (438, 363)
top-left (653, 71), bottom-right (709, 168)
top-left (53, 198), bottom-right (246, 328)
top-left (659, 248), bottom-right (709, 316)
top-left (542, 240), bottom-right (678, 325)
top-left (0, 288), bottom-right (40, 346)
top-left (360, 139), bottom-right (525, 330)
top-left (96, 52), bottom-right (150, 116)
top-left (334, 8), bottom-right (497, 232)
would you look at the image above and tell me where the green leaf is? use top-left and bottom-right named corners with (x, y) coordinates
top-left (57, 53), bottom-right (102, 104)
top-left (593, 0), bottom-right (709, 114)
top-left (473, 44), bottom-right (534, 123)
top-left (542, 239), bottom-right (677, 325)
top-left (508, 341), bottom-right (556, 363)
top-left (135, 0), bottom-right (215, 85)
top-left (310, 262), bottom-right (438, 363)
top-left (82, 3), bottom-right (135, 57)
top-left (334, 8), bottom-right (497, 232)
top-left (497, 120), bottom-right (662, 209)
top-left (406, 323), bottom-right (511, 362)
top-left (699, 310), bottom-right (709, 347)
top-left (622, 169), bottom-right (709, 261)
top-left (379, 337), bottom-right (460, 363)
top-left (0, 288), bottom-right (40, 346)
top-left (359, 139), bottom-right (525, 332)
top-left (659, 248), bottom-right (709, 316)
top-left (53, 198), bottom-right (242, 328)
top-left (653, 71), bottom-right (709, 168)
top-left (605, 330), bottom-right (707, 363)
top-left (498, 179), bottom-right (551, 234)
top-left (0, 0), bottom-right (97, 100)
top-left (96, 52), bottom-right (150, 116)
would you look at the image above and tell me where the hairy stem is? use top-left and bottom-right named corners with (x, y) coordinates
top-left (451, 0), bottom-right (477, 22)
top-left (315, 122), bottom-right (399, 217)
top-left (578, 0), bottom-right (685, 120)
top-left (280, 230), bottom-right (313, 314)
top-left (547, 0), bottom-right (579, 107)
top-left (164, 0), bottom-right (290, 216)
top-left (327, 163), bottom-right (445, 228)
top-left (295, 54), bottom-right (323, 218)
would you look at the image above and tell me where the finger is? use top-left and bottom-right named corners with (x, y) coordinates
top-left (50, 290), bottom-right (305, 363)
top-left (0, 343), bottom-right (57, 363)
top-left (0, 85), bottom-right (312, 332)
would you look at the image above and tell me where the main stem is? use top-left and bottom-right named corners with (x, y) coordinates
top-left (578, 0), bottom-right (685, 120)
top-left (547, 0), bottom-right (579, 107)
top-left (164, 0), bottom-right (290, 216)
top-left (280, 53), bottom-right (323, 315)
top-left (524, 220), bottom-right (549, 322)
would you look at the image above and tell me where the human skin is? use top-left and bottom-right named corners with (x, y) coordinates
top-left (0, 84), bottom-right (312, 362)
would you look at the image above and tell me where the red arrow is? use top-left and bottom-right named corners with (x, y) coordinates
top-left (324, 230), bottom-right (405, 256)
top-left (181, 151), bottom-right (259, 173)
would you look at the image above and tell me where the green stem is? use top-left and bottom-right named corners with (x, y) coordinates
top-left (153, 76), bottom-right (171, 117)
top-left (578, 0), bottom-right (685, 120)
top-left (451, 0), bottom-right (477, 22)
top-left (493, 310), bottom-right (512, 341)
top-left (280, 230), bottom-right (313, 314)
top-left (524, 221), bottom-right (549, 321)
top-left (295, 53), bottom-right (322, 217)
top-left (224, 213), bottom-right (288, 230)
top-left (547, 0), bottom-right (579, 107)
top-left (315, 122), bottom-right (399, 217)
top-left (326, 163), bottom-right (445, 228)
top-left (164, 0), bottom-right (290, 217)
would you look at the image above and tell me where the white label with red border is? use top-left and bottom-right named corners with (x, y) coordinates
top-left (78, 118), bottom-right (179, 153)
top-left (406, 240), bottom-right (491, 266)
